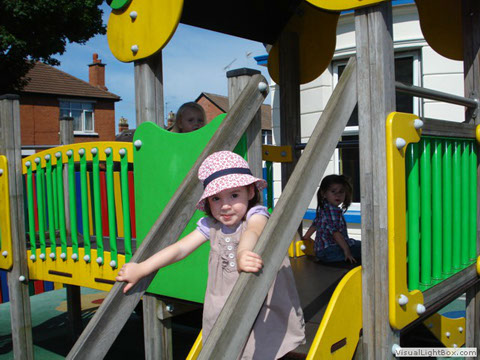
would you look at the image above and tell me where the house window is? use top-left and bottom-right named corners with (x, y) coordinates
top-left (59, 100), bottom-right (95, 134)
top-left (262, 129), bottom-right (273, 145)
top-left (333, 52), bottom-right (420, 205)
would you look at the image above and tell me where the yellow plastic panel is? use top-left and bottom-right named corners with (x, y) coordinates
top-left (386, 112), bottom-right (425, 330)
top-left (307, 0), bottom-right (386, 11)
top-left (28, 247), bottom-right (125, 292)
top-left (22, 142), bottom-right (133, 173)
top-left (424, 313), bottom-right (466, 348)
top-left (186, 330), bottom-right (202, 360)
top-left (307, 266), bottom-right (362, 359)
top-left (415, 0), bottom-right (463, 61)
top-left (0, 156), bottom-right (13, 270)
top-left (107, 0), bottom-right (184, 62)
top-left (262, 145), bottom-right (293, 163)
top-left (268, 2), bottom-right (339, 85)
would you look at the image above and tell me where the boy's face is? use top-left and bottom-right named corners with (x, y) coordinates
top-left (322, 183), bottom-right (346, 207)
top-left (207, 185), bottom-right (254, 227)
top-left (178, 108), bottom-right (204, 133)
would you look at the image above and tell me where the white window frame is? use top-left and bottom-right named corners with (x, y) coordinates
top-left (332, 50), bottom-right (422, 211)
top-left (59, 99), bottom-right (97, 135)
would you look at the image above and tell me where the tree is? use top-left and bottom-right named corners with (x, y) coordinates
top-left (0, 0), bottom-right (106, 93)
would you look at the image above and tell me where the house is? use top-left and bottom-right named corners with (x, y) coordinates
top-left (260, 0), bottom-right (466, 238)
top-left (195, 92), bottom-right (273, 144)
top-left (19, 54), bottom-right (120, 154)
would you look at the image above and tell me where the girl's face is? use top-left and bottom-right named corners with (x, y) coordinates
top-left (207, 185), bottom-right (254, 227)
top-left (178, 108), bottom-right (204, 133)
top-left (322, 183), bottom-right (346, 207)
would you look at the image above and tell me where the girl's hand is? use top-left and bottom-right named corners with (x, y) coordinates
top-left (344, 250), bottom-right (357, 264)
top-left (116, 263), bottom-right (147, 293)
top-left (237, 250), bottom-right (263, 273)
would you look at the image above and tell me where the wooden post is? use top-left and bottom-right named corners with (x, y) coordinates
top-left (59, 116), bottom-right (83, 344)
top-left (134, 52), bottom-right (164, 126)
top-left (0, 94), bottom-right (34, 359)
top-left (279, 32), bottom-right (301, 190)
top-left (354, 3), bottom-right (398, 358)
top-left (134, 51), bottom-right (169, 359)
top-left (66, 74), bottom-right (268, 360)
top-left (227, 68), bottom-right (263, 179)
top-left (462, 0), bottom-right (480, 354)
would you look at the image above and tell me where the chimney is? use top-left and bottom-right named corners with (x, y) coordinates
top-left (88, 53), bottom-right (107, 91)
top-left (118, 116), bottom-right (129, 133)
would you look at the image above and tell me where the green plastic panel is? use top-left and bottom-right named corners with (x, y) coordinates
top-left (134, 114), bottom-right (246, 303)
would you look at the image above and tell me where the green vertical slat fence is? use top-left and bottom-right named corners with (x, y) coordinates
top-left (26, 163), bottom-right (36, 255)
top-left (45, 155), bottom-right (57, 256)
top-left (419, 138), bottom-right (432, 287)
top-left (470, 145), bottom-right (477, 261)
top-left (92, 149), bottom-right (104, 263)
top-left (56, 152), bottom-right (68, 257)
top-left (106, 148), bottom-right (117, 266)
top-left (67, 151), bottom-right (79, 258)
top-left (452, 141), bottom-right (462, 270)
top-left (36, 159), bottom-right (47, 258)
top-left (431, 139), bottom-right (442, 283)
top-left (407, 137), bottom-right (477, 292)
top-left (80, 149), bottom-right (91, 260)
top-left (406, 143), bottom-right (420, 291)
top-left (442, 140), bottom-right (453, 276)
top-left (120, 149), bottom-right (132, 262)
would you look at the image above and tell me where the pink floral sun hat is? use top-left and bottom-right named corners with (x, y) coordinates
top-left (196, 151), bottom-right (267, 211)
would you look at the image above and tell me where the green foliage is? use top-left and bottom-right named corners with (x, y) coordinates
top-left (0, 0), bottom-right (106, 93)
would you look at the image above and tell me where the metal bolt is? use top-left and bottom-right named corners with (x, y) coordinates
top-left (84, 255), bottom-right (90, 262)
top-left (19, 275), bottom-right (26, 282)
top-left (60, 252), bottom-right (66, 260)
top-left (66, 150), bottom-right (73, 157)
top-left (391, 344), bottom-right (401, 355)
top-left (416, 303), bottom-right (426, 314)
top-left (30, 254), bottom-right (36, 261)
top-left (258, 82), bottom-right (268, 93)
top-left (413, 119), bottom-right (424, 129)
top-left (96, 257), bottom-right (103, 264)
top-left (110, 260), bottom-right (117, 268)
top-left (78, 149), bottom-right (85, 156)
top-left (119, 149), bottom-right (126, 156)
top-left (39, 253), bottom-right (46, 260)
top-left (55, 152), bottom-right (62, 159)
top-left (49, 253), bottom-right (56, 259)
top-left (300, 244), bottom-right (306, 251)
top-left (131, 44), bottom-right (139, 54)
top-left (25, 161), bottom-right (31, 168)
top-left (34, 157), bottom-right (40, 164)
top-left (166, 304), bottom-right (174, 313)
top-left (0, 169), bottom-right (3, 176)
top-left (91, 148), bottom-right (98, 155)
top-left (2, 250), bottom-right (7, 257)
top-left (71, 253), bottom-right (78, 260)
top-left (458, 326), bottom-right (463, 333)
top-left (44, 154), bottom-right (51, 161)
top-left (129, 11), bottom-right (138, 20)
top-left (134, 140), bottom-right (142, 149)
top-left (445, 331), bottom-right (451, 338)
top-left (105, 148), bottom-right (112, 155)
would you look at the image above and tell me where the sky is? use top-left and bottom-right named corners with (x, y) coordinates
top-left (55, 3), bottom-right (271, 130)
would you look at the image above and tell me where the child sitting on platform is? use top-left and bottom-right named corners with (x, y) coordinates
top-left (116, 151), bottom-right (305, 359)
top-left (302, 174), bottom-right (361, 264)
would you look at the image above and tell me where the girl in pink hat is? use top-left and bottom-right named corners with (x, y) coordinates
top-left (116, 151), bottom-right (305, 359)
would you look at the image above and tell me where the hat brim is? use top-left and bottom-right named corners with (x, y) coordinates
top-left (196, 174), bottom-right (267, 211)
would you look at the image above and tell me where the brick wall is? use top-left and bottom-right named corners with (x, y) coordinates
top-left (196, 97), bottom-right (223, 123)
top-left (20, 94), bottom-right (116, 146)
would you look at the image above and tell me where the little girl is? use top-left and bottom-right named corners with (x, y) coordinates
top-left (170, 102), bottom-right (206, 133)
top-left (302, 174), bottom-right (361, 264)
top-left (116, 151), bottom-right (305, 359)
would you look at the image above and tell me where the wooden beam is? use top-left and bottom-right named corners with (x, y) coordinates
top-left (279, 31), bottom-right (301, 190)
top-left (66, 73), bottom-right (268, 360)
top-left (421, 118), bottom-right (476, 138)
top-left (462, 0), bottom-right (480, 353)
top-left (197, 57), bottom-right (357, 360)
top-left (0, 95), bottom-right (34, 359)
top-left (227, 68), bottom-right (263, 181)
top-left (355, 3), bottom-right (398, 358)
top-left (134, 52), bottom-right (164, 126)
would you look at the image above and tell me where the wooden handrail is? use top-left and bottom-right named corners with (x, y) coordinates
top-left (198, 57), bottom-right (358, 359)
top-left (66, 74), bottom-right (269, 360)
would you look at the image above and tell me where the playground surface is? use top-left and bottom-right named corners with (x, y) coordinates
top-left (0, 287), bottom-right (201, 359)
